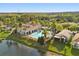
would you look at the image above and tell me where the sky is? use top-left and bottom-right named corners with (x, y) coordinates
top-left (0, 3), bottom-right (79, 12)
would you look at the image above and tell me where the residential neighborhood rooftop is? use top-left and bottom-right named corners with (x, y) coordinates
top-left (55, 29), bottom-right (72, 40)
top-left (72, 33), bottom-right (79, 42)
top-left (18, 23), bottom-right (41, 31)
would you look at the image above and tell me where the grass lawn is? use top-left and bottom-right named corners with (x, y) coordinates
top-left (7, 33), bottom-right (36, 46)
top-left (48, 40), bottom-right (79, 56)
top-left (0, 31), bottom-right (10, 40)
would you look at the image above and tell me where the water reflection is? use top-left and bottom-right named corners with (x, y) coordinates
top-left (0, 40), bottom-right (2, 43)
top-left (6, 40), bottom-right (18, 47)
top-left (0, 40), bottom-right (41, 56)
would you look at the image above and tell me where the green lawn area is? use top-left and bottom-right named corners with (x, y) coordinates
top-left (0, 31), bottom-right (10, 40)
top-left (7, 33), bottom-right (36, 46)
top-left (48, 40), bottom-right (79, 56)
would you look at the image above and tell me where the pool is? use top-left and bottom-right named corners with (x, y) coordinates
top-left (31, 31), bottom-right (44, 39)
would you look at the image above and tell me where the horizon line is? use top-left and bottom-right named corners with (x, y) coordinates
top-left (0, 11), bottom-right (79, 13)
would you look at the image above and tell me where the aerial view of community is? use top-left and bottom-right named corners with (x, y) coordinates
top-left (0, 3), bottom-right (79, 56)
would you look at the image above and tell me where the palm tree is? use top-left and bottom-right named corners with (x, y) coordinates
top-left (11, 16), bottom-right (17, 27)
top-left (50, 20), bottom-right (57, 38)
top-left (42, 29), bottom-right (48, 38)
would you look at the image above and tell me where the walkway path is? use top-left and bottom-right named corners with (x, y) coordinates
top-left (44, 51), bottom-right (62, 56)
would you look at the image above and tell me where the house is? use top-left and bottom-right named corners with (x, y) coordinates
top-left (17, 23), bottom-right (41, 36)
top-left (4, 25), bottom-right (12, 30)
top-left (71, 33), bottom-right (79, 49)
top-left (0, 21), bottom-right (12, 31)
top-left (54, 30), bottom-right (72, 43)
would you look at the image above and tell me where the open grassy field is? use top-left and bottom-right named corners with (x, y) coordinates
top-left (0, 31), bottom-right (10, 38)
top-left (0, 31), bottom-right (10, 40)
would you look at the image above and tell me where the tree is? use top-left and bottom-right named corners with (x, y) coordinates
top-left (5, 18), bottom-right (11, 25)
top-left (31, 20), bottom-right (37, 24)
top-left (42, 29), bottom-right (48, 38)
top-left (56, 24), bottom-right (63, 31)
top-left (11, 16), bottom-right (17, 27)
top-left (39, 20), bottom-right (46, 26)
top-left (50, 20), bottom-right (58, 35)
top-left (51, 20), bottom-right (57, 29)
top-left (19, 22), bottom-right (22, 27)
top-left (38, 36), bottom-right (44, 45)
top-left (69, 24), bottom-right (78, 31)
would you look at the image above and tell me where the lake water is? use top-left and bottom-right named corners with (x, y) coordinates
top-left (0, 40), bottom-right (61, 56)
top-left (0, 40), bottom-right (41, 56)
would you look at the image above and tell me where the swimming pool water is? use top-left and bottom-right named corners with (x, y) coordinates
top-left (31, 31), bottom-right (44, 39)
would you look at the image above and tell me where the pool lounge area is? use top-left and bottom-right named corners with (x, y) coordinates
top-left (30, 31), bottom-right (52, 39)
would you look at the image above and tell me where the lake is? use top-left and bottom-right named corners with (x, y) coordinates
top-left (0, 40), bottom-right (41, 56)
top-left (0, 40), bottom-right (61, 56)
